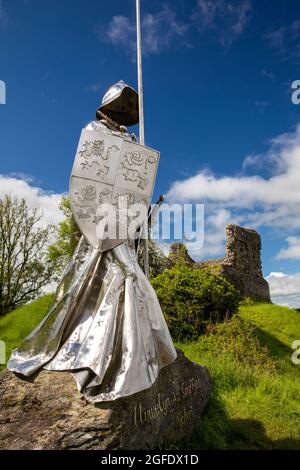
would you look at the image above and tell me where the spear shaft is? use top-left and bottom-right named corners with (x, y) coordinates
top-left (136, 0), bottom-right (149, 278)
top-left (136, 0), bottom-right (145, 146)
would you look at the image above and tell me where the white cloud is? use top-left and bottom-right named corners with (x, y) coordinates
top-left (276, 236), bottom-right (300, 260)
top-left (142, 6), bottom-right (188, 54)
top-left (268, 272), bottom-right (286, 278)
top-left (266, 272), bottom-right (300, 308)
top-left (167, 123), bottom-right (300, 207)
top-left (103, 1), bottom-right (252, 55)
top-left (166, 123), bottom-right (300, 258)
top-left (106, 15), bottom-right (135, 50)
top-left (104, 5), bottom-right (188, 56)
top-left (242, 153), bottom-right (263, 171)
top-left (192, 0), bottom-right (252, 48)
top-left (188, 207), bottom-right (237, 258)
top-left (0, 175), bottom-right (64, 226)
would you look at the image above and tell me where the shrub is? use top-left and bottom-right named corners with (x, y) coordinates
top-left (151, 265), bottom-right (240, 342)
top-left (203, 316), bottom-right (276, 375)
top-left (138, 239), bottom-right (169, 278)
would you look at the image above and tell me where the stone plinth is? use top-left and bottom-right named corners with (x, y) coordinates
top-left (0, 349), bottom-right (211, 450)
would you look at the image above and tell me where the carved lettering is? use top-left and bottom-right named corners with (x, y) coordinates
top-left (132, 376), bottom-right (202, 430)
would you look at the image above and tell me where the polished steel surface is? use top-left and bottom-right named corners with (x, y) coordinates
top-left (8, 120), bottom-right (176, 402)
top-left (70, 123), bottom-right (159, 251)
top-left (8, 237), bottom-right (176, 402)
top-left (97, 80), bottom-right (139, 127)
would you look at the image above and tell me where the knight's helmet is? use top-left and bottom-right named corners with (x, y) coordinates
top-left (96, 80), bottom-right (139, 127)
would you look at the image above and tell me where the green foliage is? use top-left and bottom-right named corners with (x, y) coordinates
top-left (0, 194), bottom-right (58, 316)
top-left (151, 265), bottom-right (240, 341)
top-left (138, 239), bottom-right (169, 278)
top-left (204, 316), bottom-right (276, 375)
top-left (48, 196), bottom-right (80, 277)
top-left (0, 294), bottom-right (53, 368)
top-left (179, 303), bottom-right (300, 449)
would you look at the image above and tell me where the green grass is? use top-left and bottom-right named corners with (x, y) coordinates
top-left (0, 294), bottom-right (53, 368)
top-left (179, 303), bottom-right (300, 449)
top-left (1, 298), bottom-right (300, 449)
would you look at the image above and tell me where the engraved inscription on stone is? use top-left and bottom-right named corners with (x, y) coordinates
top-left (132, 377), bottom-right (203, 430)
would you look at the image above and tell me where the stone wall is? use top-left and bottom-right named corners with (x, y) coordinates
top-left (169, 243), bottom-right (195, 265)
top-left (168, 224), bottom-right (271, 302)
top-left (220, 225), bottom-right (271, 302)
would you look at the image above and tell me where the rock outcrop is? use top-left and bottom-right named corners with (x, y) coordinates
top-left (0, 349), bottom-right (211, 450)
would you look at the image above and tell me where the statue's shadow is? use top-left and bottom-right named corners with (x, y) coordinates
top-left (174, 393), bottom-right (300, 450)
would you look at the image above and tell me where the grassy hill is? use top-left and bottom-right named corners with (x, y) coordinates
top-left (0, 297), bottom-right (299, 449)
top-left (0, 294), bottom-right (53, 367)
top-left (179, 303), bottom-right (300, 449)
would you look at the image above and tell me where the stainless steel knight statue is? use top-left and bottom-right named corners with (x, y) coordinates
top-left (70, 124), bottom-right (159, 251)
top-left (8, 81), bottom-right (177, 402)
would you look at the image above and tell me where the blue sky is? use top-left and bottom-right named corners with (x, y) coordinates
top-left (1, 0), bottom-right (300, 305)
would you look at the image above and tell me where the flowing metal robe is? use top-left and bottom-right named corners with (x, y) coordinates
top-left (7, 121), bottom-right (177, 402)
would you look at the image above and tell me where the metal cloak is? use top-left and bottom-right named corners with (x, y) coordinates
top-left (7, 121), bottom-right (177, 402)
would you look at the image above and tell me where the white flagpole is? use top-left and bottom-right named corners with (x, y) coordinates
top-left (136, 0), bottom-right (149, 278)
top-left (136, 0), bottom-right (145, 146)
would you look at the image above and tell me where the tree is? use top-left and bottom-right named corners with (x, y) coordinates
top-left (0, 194), bottom-right (58, 316)
top-left (47, 196), bottom-right (80, 275)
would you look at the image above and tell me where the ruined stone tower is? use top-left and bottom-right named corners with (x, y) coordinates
top-left (220, 224), bottom-right (271, 302)
top-left (169, 243), bottom-right (195, 265)
top-left (168, 224), bottom-right (271, 302)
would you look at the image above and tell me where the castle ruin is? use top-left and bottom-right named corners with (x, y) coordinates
top-left (220, 225), bottom-right (271, 302)
top-left (169, 224), bottom-right (271, 302)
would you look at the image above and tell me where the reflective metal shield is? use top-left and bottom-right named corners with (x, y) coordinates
top-left (70, 129), bottom-right (159, 250)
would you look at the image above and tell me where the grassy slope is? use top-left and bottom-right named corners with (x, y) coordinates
top-left (0, 298), bottom-right (299, 449)
top-left (179, 303), bottom-right (300, 449)
top-left (0, 295), bottom-right (53, 367)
